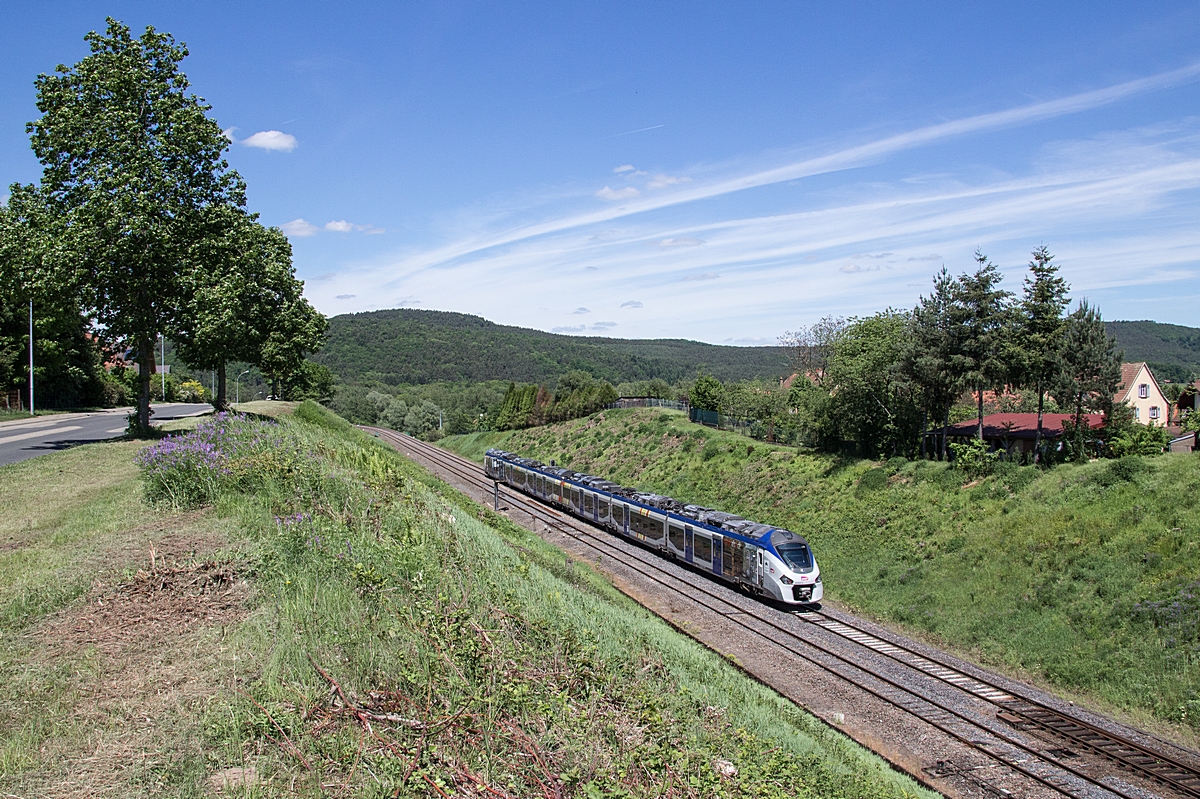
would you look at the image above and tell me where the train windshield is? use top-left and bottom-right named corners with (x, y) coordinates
top-left (775, 543), bottom-right (812, 571)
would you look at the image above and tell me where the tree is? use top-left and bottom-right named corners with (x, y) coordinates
top-left (1014, 246), bottom-right (1070, 462)
top-left (902, 267), bottom-right (961, 460)
top-left (1051, 300), bottom-right (1122, 462)
top-left (174, 210), bottom-right (314, 407)
top-left (690, 374), bottom-right (723, 412)
top-left (953, 251), bottom-right (1013, 441)
top-left (824, 311), bottom-right (922, 458)
top-left (27, 19), bottom-right (246, 432)
top-left (780, 316), bottom-right (846, 388)
top-left (257, 291), bottom-right (328, 400)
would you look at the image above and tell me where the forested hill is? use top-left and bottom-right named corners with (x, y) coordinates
top-left (313, 309), bottom-right (789, 386)
top-left (1106, 321), bottom-right (1200, 383)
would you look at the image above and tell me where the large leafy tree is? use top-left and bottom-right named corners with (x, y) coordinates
top-left (953, 252), bottom-right (1013, 441)
top-left (1052, 300), bottom-right (1122, 461)
top-left (1014, 246), bottom-right (1070, 461)
top-left (174, 210), bottom-right (311, 407)
top-left (258, 287), bottom-right (328, 401)
top-left (27, 19), bottom-right (245, 431)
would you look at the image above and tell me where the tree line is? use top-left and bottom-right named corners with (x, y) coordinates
top-left (693, 247), bottom-right (1144, 462)
top-left (0, 20), bottom-right (326, 430)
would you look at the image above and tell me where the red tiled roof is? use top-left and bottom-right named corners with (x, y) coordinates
top-left (1114, 362), bottom-right (1144, 403)
top-left (934, 412), bottom-right (1105, 440)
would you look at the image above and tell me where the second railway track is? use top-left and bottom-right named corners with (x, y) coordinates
top-left (365, 426), bottom-right (1200, 799)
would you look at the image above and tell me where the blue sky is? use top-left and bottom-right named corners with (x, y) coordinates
top-left (2, 3), bottom-right (1198, 344)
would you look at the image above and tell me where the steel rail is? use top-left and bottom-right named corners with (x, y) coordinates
top-left (367, 428), bottom-right (1166, 799)
top-left (799, 609), bottom-right (1200, 797)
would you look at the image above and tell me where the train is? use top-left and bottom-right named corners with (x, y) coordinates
top-left (484, 449), bottom-right (823, 605)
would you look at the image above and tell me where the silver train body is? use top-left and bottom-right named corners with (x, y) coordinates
top-left (484, 449), bottom-right (823, 604)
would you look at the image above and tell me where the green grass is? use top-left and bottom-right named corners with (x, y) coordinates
top-left (442, 407), bottom-right (1200, 739)
top-left (0, 408), bottom-right (68, 424)
top-left (0, 402), bottom-right (934, 797)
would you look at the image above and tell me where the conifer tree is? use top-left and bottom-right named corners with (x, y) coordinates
top-left (954, 251), bottom-right (1013, 441)
top-left (1052, 300), bottom-right (1122, 461)
top-left (1015, 246), bottom-right (1070, 461)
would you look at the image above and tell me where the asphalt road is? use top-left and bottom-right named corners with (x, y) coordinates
top-left (0, 403), bottom-right (213, 468)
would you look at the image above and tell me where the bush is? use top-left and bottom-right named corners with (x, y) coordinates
top-left (949, 439), bottom-right (997, 481)
top-left (1110, 424), bottom-right (1169, 457)
top-left (136, 412), bottom-right (320, 507)
top-left (857, 467), bottom-right (888, 492)
top-left (1099, 456), bottom-right (1147, 486)
top-left (176, 379), bottom-right (208, 402)
top-left (702, 439), bottom-right (722, 461)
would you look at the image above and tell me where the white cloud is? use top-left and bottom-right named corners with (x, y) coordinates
top-left (840, 263), bottom-right (880, 274)
top-left (908, 253), bottom-right (943, 262)
top-left (592, 321), bottom-right (617, 329)
top-left (572, 307), bottom-right (590, 314)
top-left (683, 272), bottom-right (721, 281)
top-left (325, 220), bottom-right (355, 232)
top-left (222, 127), bottom-right (237, 142)
top-left (280, 218), bottom-right (318, 237)
top-left (613, 164), bottom-right (635, 173)
top-left (241, 130), bottom-right (298, 152)
top-left (595, 186), bottom-right (641, 201)
top-left (656, 237), bottom-right (705, 247)
top-left (335, 294), bottom-right (356, 300)
top-left (647, 174), bottom-right (691, 189)
top-left (552, 325), bottom-right (586, 333)
top-left (620, 300), bottom-right (643, 308)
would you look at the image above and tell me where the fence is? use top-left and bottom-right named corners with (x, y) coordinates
top-left (4, 390), bottom-right (21, 412)
top-left (606, 397), bottom-right (689, 411)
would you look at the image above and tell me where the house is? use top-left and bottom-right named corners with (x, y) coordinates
top-left (927, 412), bottom-right (1105, 456)
top-left (1114, 362), bottom-right (1169, 427)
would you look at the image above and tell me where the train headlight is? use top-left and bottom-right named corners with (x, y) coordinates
top-left (816, 574), bottom-right (822, 583)
top-left (780, 576), bottom-right (794, 585)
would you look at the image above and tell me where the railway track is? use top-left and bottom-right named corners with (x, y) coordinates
top-left (365, 426), bottom-right (1200, 799)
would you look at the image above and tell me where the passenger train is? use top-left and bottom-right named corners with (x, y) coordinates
top-left (484, 449), bottom-right (822, 605)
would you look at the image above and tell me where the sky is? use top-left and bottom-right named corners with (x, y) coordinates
top-left (1, 2), bottom-right (1198, 345)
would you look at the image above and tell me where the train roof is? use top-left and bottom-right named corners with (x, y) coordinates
top-left (486, 448), bottom-right (810, 548)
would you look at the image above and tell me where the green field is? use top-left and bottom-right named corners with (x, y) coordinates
top-left (443, 408), bottom-right (1200, 742)
top-left (0, 403), bottom-right (930, 797)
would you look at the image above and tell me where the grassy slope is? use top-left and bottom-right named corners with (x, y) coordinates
top-left (0, 404), bottom-right (930, 798)
top-left (443, 408), bottom-right (1200, 738)
top-left (314, 308), bottom-right (789, 385)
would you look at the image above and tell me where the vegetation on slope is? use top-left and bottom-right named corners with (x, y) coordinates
top-left (0, 403), bottom-right (930, 798)
top-left (313, 308), bottom-right (789, 386)
top-left (444, 408), bottom-right (1200, 737)
top-left (1106, 321), bottom-right (1200, 383)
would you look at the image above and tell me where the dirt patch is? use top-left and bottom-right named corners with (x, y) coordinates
top-left (94, 509), bottom-right (229, 569)
top-left (41, 558), bottom-right (247, 661)
top-left (14, 557), bottom-right (251, 797)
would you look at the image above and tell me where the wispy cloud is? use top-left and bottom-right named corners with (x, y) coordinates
top-left (314, 64), bottom-right (1200, 338)
top-left (241, 130), bottom-right (298, 152)
top-left (326, 220), bottom-right (355, 232)
top-left (647, 174), bottom-right (691, 189)
top-left (595, 186), bottom-right (641, 201)
top-left (552, 325), bottom-right (587, 333)
top-left (614, 164), bottom-right (636, 173)
top-left (572, 307), bottom-right (590, 314)
top-left (335, 294), bottom-right (356, 300)
top-left (593, 321), bottom-right (617, 329)
top-left (280, 218), bottom-right (318, 237)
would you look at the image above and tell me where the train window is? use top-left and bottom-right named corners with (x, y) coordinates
top-left (668, 524), bottom-right (685, 551)
top-left (724, 539), bottom-right (742, 577)
top-left (776, 543), bottom-right (812, 571)
top-left (597, 498), bottom-right (609, 519)
top-left (571, 488), bottom-right (580, 508)
top-left (583, 493), bottom-right (594, 514)
top-left (693, 534), bottom-right (712, 564)
top-left (513, 469), bottom-right (525, 486)
top-left (631, 512), bottom-right (663, 540)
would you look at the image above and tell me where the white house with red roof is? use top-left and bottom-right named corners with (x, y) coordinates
top-left (1114, 362), bottom-right (1169, 427)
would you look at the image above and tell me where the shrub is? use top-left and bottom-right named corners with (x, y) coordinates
top-left (949, 439), bottom-right (997, 481)
top-left (177, 379), bottom-right (208, 402)
top-left (136, 412), bottom-right (319, 508)
top-left (1098, 455), bottom-right (1147, 486)
top-left (702, 439), bottom-right (722, 461)
top-left (1110, 425), bottom-right (1169, 457)
top-left (857, 467), bottom-right (888, 492)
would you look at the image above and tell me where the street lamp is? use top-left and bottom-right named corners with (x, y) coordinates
top-left (235, 370), bottom-right (249, 405)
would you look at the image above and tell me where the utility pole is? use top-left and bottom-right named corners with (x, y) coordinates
top-left (236, 369), bottom-right (249, 405)
top-left (159, 333), bottom-right (166, 401)
top-left (28, 299), bottom-right (34, 416)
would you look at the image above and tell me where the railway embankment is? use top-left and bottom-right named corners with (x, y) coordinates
top-left (0, 402), bottom-right (930, 797)
top-left (441, 407), bottom-right (1200, 745)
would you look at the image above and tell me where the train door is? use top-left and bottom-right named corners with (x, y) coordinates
top-left (755, 547), bottom-right (764, 588)
top-left (684, 526), bottom-right (694, 563)
top-left (621, 504), bottom-right (629, 535)
top-left (712, 536), bottom-right (723, 575)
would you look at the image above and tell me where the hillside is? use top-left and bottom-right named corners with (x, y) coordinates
top-left (313, 308), bottom-right (789, 386)
top-left (1107, 320), bottom-right (1200, 382)
top-left (443, 408), bottom-right (1200, 740)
